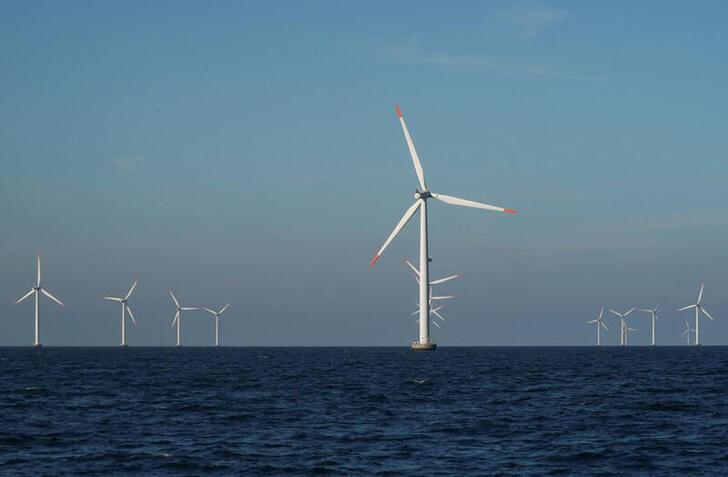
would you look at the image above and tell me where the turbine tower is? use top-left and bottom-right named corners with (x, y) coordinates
top-left (103, 280), bottom-right (138, 347)
top-left (637, 303), bottom-right (661, 346)
top-left (14, 254), bottom-right (66, 347)
top-left (202, 303), bottom-right (231, 347)
top-left (609, 307), bottom-right (636, 346)
top-left (370, 105), bottom-right (516, 350)
top-left (677, 283), bottom-right (715, 346)
top-left (169, 290), bottom-right (198, 347)
top-left (586, 306), bottom-right (608, 346)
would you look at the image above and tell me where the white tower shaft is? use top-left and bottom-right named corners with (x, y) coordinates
top-left (177, 315), bottom-right (181, 347)
top-left (34, 291), bottom-right (40, 347)
top-left (121, 303), bottom-right (126, 346)
top-left (695, 307), bottom-right (700, 346)
top-left (651, 315), bottom-right (656, 346)
top-left (418, 199), bottom-right (430, 344)
top-left (215, 316), bottom-right (220, 347)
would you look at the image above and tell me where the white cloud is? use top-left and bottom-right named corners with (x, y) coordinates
top-left (498, 3), bottom-right (567, 38)
top-left (110, 154), bottom-right (144, 175)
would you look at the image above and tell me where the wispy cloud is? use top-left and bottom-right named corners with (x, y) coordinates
top-left (110, 154), bottom-right (144, 175)
top-left (524, 211), bottom-right (728, 257)
top-left (423, 53), bottom-right (578, 79)
top-left (498, 3), bottom-right (567, 38)
top-left (379, 44), bottom-right (586, 81)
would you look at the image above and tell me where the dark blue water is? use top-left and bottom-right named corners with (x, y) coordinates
top-left (2, 347), bottom-right (728, 475)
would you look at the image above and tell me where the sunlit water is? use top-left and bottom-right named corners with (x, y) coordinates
top-left (1, 347), bottom-right (728, 475)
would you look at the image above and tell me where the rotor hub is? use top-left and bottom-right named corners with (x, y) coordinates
top-left (415, 190), bottom-right (431, 200)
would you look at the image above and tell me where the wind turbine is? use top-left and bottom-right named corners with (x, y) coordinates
top-left (586, 306), bottom-right (608, 346)
top-left (637, 303), bottom-right (662, 346)
top-left (406, 259), bottom-right (459, 332)
top-left (103, 280), bottom-right (138, 347)
top-left (609, 307), bottom-right (636, 346)
top-left (169, 290), bottom-right (198, 347)
top-left (370, 105), bottom-right (516, 350)
top-left (681, 319), bottom-right (694, 345)
top-left (202, 303), bottom-right (231, 347)
top-left (677, 283), bottom-right (715, 346)
top-left (14, 254), bottom-right (66, 347)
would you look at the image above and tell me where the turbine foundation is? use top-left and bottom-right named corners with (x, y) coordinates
top-left (411, 341), bottom-right (437, 351)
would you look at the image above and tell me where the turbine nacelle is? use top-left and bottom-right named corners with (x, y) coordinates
top-left (414, 190), bottom-right (432, 200)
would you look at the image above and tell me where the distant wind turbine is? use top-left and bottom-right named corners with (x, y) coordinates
top-left (637, 303), bottom-right (662, 346)
top-left (586, 306), bottom-right (608, 346)
top-left (14, 254), bottom-right (66, 347)
top-left (405, 258), bottom-right (458, 331)
top-left (681, 319), bottom-right (694, 345)
top-left (103, 280), bottom-right (138, 347)
top-left (677, 283), bottom-right (715, 346)
top-left (371, 105), bottom-right (516, 351)
top-left (169, 290), bottom-right (198, 347)
top-left (609, 307), bottom-right (636, 346)
top-left (202, 303), bottom-right (231, 347)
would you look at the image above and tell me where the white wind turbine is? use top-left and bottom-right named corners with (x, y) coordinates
top-left (681, 319), bottom-right (694, 345)
top-left (677, 283), bottom-right (715, 346)
top-left (14, 254), bottom-right (66, 347)
top-left (169, 290), bottom-right (198, 347)
top-left (202, 303), bottom-right (231, 347)
top-left (371, 105), bottom-right (516, 350)
top-left (103, 280), bottom-right (138, 347)
top-left (405, 258), bottom-right (459, 331)
top-left (609, 307), bottom-right (636, 346)
top-left (637, 303), bottom-right (662, 346)
top-left (586, 306), bottom-right (608, 346)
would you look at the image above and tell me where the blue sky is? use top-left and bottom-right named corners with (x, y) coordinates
top-left (2, 1), bottom-right (728, 346)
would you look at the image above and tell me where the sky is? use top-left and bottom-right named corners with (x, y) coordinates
top-left (1, 1), bottom-right (728, 346)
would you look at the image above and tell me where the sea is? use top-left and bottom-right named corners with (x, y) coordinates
top-left (1, 346), bottom-right (728, 475)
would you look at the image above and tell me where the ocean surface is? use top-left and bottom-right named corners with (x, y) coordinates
top-left (2, 347), bottom-right (728, 475)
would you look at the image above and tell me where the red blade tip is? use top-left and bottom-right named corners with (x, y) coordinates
top-left (370, 255), bottom-right (381, 266)
top-left (395, 104), bottom-right (402, 118)
top-left (504, 208), bottom-right (517, 214)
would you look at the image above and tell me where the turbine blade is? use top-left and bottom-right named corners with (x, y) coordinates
top-left (677, 305), bottom-right (696, 312)
top-left (608, 309), bottom-right (621, 317)
top-left (104, 296), bottom-right (122, 302)
top-left (396, 104), bottom-right (427, 191)
top-left (431, 320), bottom-right (441, 329)
top-left (181, 307), bottom-right (198, 311)
top-left (171, 311), bottom-right (179, 327)
top-left (432, 309), bottom-right (447, 322)
top-left (430, 295), bottom-right (456, 300)
top-left (403, 258), bottom-right (420, 277)
top-left (431, 192), bottom-right (516, 214)
top-left (41, 288), bottom-right (66, 308)
top-left (599, 306), bottom-right (604, 320)
top-left (36, 254), bottom-right (41, 287)
top-left (698, 283), bottom-right (704, 304)
top-left (15, 289), bottom-right (35, 305)
top-left (125, 280), bottom-right (138, 300)
top-left (430, 274), bottom-right (460, 285)
top-left (702, 307), bottom-right (715, 321)
top-left (370, 200), bottom-right (421, 265)
top-left (202, 307), bottom-right (216, 315)
top-left (169, 290), bottom-right (180, 308)
top-left (601, 322), bottom-right (609, 331)
top-left (586, 319), bottom-right (598, 324)
top-left (410, 309), bottom-right (419, 316)
top-left (682, 329), bottom-right (689, 337)
top-left (126, 305), bottom-right (137, 327)
top-left (219, 302), bottom-right (231, 314)
top-left (624, 307), bottom-right (636, 317)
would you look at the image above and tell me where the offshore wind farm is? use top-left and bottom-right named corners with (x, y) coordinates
top-left (3, 2), bottom-right (728, 475)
